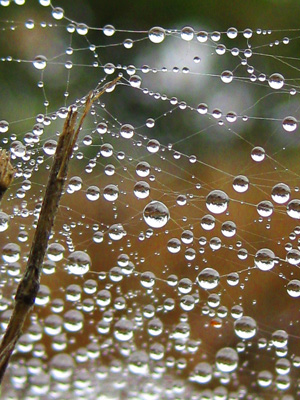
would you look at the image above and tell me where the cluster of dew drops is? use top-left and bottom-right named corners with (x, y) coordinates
top-left (1, 1), bottom-right (300, 399)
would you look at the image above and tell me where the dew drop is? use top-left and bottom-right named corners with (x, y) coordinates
top-left (216, 347), bottom-right (238, 372)
top-left (282, 116), bottom-right (298, 132)
top-left (136, 161), bottom-right (150, 177)
top-left (67, 251), bottom-right (91, 275)
top-left (0, 120), bottom-right (9, 133)
top-left (103, 24), bottom-right (115, 37)
top-left (234, 316), bottom-right (257, 339)
top-left (76, 23), bottom-right (88, 35)
top-left (272, 329), bottom-right (288, 348)
top-left (47, 243), bottom-right (65, 262)
top-left (120, 124), bottom-right (134, 139)
top-left (221, 70), bottom-right (233, 83)
top-left (33, 55), bottom-right (47, 70)
top-left (148, 26), bottom-right (166, 43)
top-left (206, 190), bottom-right (229, 214)
top-left (0, 212), bottom-right (9, 232)
top-left (114, 318), bottom-right (134, 341)
top-left (134, 181), bottom-right (150, 199)
top-left (103, 184), bottom-right (119, 202)
top-left (268, 73), bottom-right (285, 89)
top-left (147, 139), bottom-right (160, 153)
top-left (227, 27), bottom-right (238, 39)
top-left (287, 279), bottom-right (300, 297)
top-left (271, 183), bottom-right (290, 204)
top-left (86, 186), bottom-right (100, 201)
top-left (52, 7), bottom-right (64, 20)
top-left (254, 248), bottom-right (275, 271)
top-left (233, 175), bottom-right (249, 193)
top-left (257, 200), bottom-right (274, 217)
top-left (197, 267), bottom-right (220, 290)
top-left (251, 146), bottom-right (265, 162)
top-left (43, 139), bottom-right (57, 156)
top-left (143, 200), bottom-right (170, 228)
top-left (2, 243), bottom-right (20, 263)
top-left (287, 199), bottom-right (300, 219)
top-left (181, 26), bottom-right (194, 41)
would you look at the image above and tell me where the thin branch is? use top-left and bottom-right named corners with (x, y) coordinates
top-left (0, 76), bottom-right (121, 383)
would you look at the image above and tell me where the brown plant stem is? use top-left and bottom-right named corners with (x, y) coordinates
top-left (0, 75), bottom-right (121, 384)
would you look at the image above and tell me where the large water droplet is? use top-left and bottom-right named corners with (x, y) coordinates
top-left (148, 26), bottom-right (166, 43)
top-left (216, 347), bottom-right (238, 372)
top-left (33, 55), bottom-right (47, 70)
top-left (206, 190), bottom-right (229, 214)
top-left (282, 116), bottom-right (298, 132)
top-left (67, 251), bottom-right (91, 275)
top-left (234, 316), bottom-right (257, 339)
top-left (254, 248), bottom-right (275, 271)
top-left (197, 267), bottom-right (220, 289)
top-left (143, 201), bottom-right (170, 228)
top-left (268, 73), bottom-right (284, 89)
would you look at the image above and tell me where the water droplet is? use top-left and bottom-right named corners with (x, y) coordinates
top-left (43, 139), bottom-right (57, 155)
top-left (86, 185), bottom-right (100, 201)
top-left (136, 161), bottom-right (150, 177)
top-left (103, 184), bottom-right (119, 202)
top-left (67, 251), bottom-right (91, 275)
top-left (120, 123), bottom-right (134, 139)
top-left (143, 201), bottom-right (170, 228)
top-left (206, 190), bottom-right (229, 214)
top-left (257, 200), bottom-right (274, 217)
top-left (108, 223), bottom-right (126, 241)
top-left (201, 214), bottom-right (215, 230)
top-left (234, 316), bottom-right (257, 339)
top-left (197, 267), bottom-right (220, 289)
top-left (96, 122), bottom-right (108, 134)
top-left (287, 199), bottom-right (300, 219)
top-left (33, 55), bottom-right (47, 70)
top-left (47, 243), bottom-right (65, 262)
top-left (181, 26), bottom-right (194, 41)
top-left (272, 329), bottom-right (288, 348)
top-left (128, 351), bottom-right (149, 375)
top-left (282, 116), bottom-right (298, 132)
top-left (216, 347), bottom-right (238, 372)
top-left (134, 181), bottom-right (150, 199)
top-left (221, 70), bottom-right (233, 83)
top-left (148, 26), bottom-right (166, 43)
top-left (271, 183), bottom-right (290, 204)
top-left (254, 248), bottom-right (275, 271)
top-left (76, 23), bottom-right (88, 35)
top-left (189, 362), bottom-right (212, 384)
top-left (227, 27), bottom-right (238, 39)
top-left (129, 75), bottom-right (142, 88)
top-left (100, 143), bottom-right (113, 157)
top-left (50, 354), bottom-right (74, 381)
top-left (221, 221), bottom-right (236, 237)
top-left (114, 318), bottom-right (134, 341)
top-left (2, 243), bottom-right (20, 263)
top-left (103, 24), bottom-right (115, 37)
top-left (251, 146), bottom-right (265, 162)
top-left (52, 7), bottom-right (64, 20)
top-left (0, 212), bottom-right (9, 232)
top-left (268, 73), bottom-right (284, 89)
top-left (233, 175), bottom-right (249, 193)
top-left (287, 279), bottom-right (300, 297)
top-left (147, 139), bottom-right (160, 153)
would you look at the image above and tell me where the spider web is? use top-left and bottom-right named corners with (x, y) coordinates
top-left (0, 1), bottom-right (300, 399)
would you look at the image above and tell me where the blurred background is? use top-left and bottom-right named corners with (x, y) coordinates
top-left (0, 0), bottom-right (300, 398)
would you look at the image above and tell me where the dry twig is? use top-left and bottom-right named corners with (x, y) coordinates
top-left (0, 76), bottom-right (121, 383)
